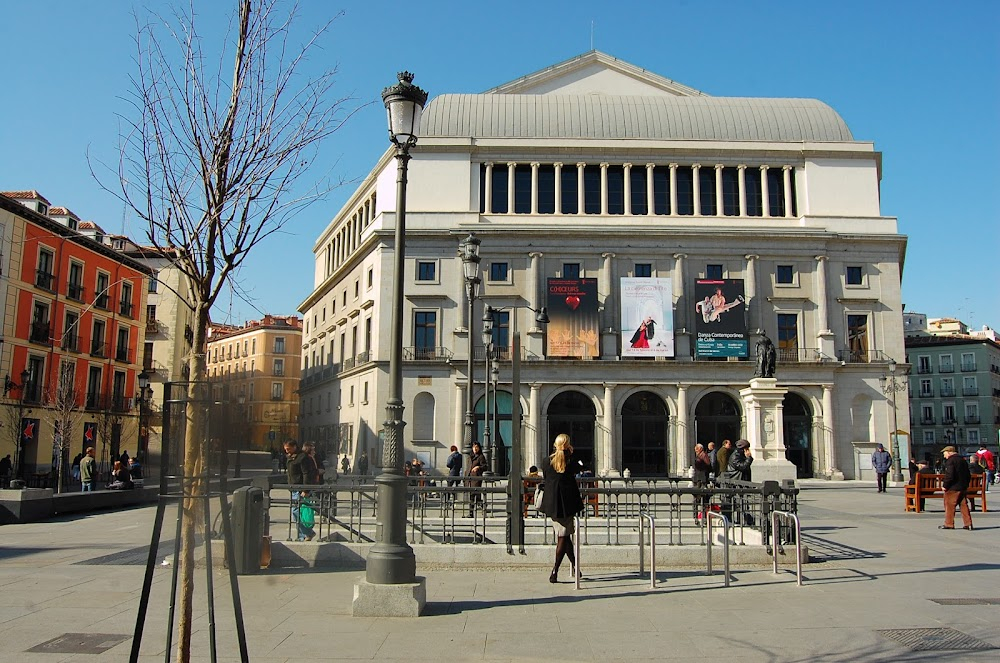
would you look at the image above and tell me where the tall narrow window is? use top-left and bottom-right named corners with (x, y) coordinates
top-left (491, 164), bottom-right (509, 214)
top-left (68, 262), bottom-right (84, 300)
top-left (537, 165), bottom-right (555, 214)
top-left (767, 168), bottom-right (785, 217)
top-left (116, 327), bottom-right (130, 362)
top-left (699, 168), bottom-right (717, 216)
top-left (675, 167), bottom-right (694, 215)
top-left (513, 164), bottom-right (532, 213)
top-left (92, 319), bottom-right (106, 357)
top-left (744, 168), bottom-right (763, 216)
top-left (607, 165), bottom-right (625, 215)
top-left (721, 168), bottom-right (740, 216)
top-left (36, 249), bottom-right (54, 290)
top-left (630, 167), bottom-right (648, 215)
top-left (777, 313), bottom-right (798, 360)
top-left (87, 366), bottom-right (102, 409)
top-left (560, 167), bottom-right (578, 214)
top-left (652, 166), bottom-right (670, 215)
top-left (95, 272), bottom-right (110, 309)
top-left (583, 165), bottom-right (601, 214)
top-left (847, 314), bottom-right (869, 362)
top-left (414, 311), bottom-right (437, 358)
top-left (274, 337), bottom-right (286, 354)
top-left (563, 263), bottom-right (581, 279)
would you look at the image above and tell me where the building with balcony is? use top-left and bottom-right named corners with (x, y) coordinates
top-left (206, 315), bottom-right (301, 451)
top-left (0, 191), bottom-right (152, 479)
top-left (297, 52), bottom-right (908, 480)
top-left (905, 328), bottom-right (1000, 461)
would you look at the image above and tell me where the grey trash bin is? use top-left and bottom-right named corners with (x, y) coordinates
top-left (231, 486), bottom-right (264, 574)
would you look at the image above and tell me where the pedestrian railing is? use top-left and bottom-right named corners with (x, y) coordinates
top-left (637, 508), bottom-right (656, 588)
top-left (770, 509), bottom-right (804, 586)
top-left (705, 510), bottom-right (732, 587)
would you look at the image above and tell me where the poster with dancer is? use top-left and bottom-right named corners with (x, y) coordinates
top-left (546, 278), bottom-right (599, 358)
top-left (620, 277), bottom-right (674, 357)
top-left (694, 279), bottom-right (747, 357)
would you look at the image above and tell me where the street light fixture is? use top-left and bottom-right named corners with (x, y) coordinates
top-left (135, 371), bottom-right (153, 471)
top-left (363, 71), bottom-right (428, 594)
top-left (482, 303), bottom-right (549, 552)
top-left (459, 233), bottom-right (481, 469)
top-left (879, 359), bottom-right (908, 483)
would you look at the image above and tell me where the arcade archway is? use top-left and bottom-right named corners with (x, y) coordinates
top-left (546, 391), bottom-right (596, 472)
top-left (695, 392), bottom-right (742, 449)
top-left (621, 391), bottom-right (670, 476)
top-left (783, 392), bottom-right (814, 478)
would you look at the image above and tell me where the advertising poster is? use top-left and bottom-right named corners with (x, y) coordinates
top-left (694, 279), bottom-right (748, 357)
top-left (546, 278), bottom-right (599, 358)
top-left (620, 277), bottom-right (674, 357)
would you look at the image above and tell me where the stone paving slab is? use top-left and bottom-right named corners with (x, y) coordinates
top-left (0, 480), bottom-right (998, 661)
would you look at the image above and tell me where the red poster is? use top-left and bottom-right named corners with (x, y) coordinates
top-left (546, 278), bottom-right (599, 358)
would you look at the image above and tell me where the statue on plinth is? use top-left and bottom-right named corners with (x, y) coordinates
top-left (755, 332), bottom-right (777, 378)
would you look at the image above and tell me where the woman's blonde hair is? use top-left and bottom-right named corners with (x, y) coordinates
top-left (549, 433), bottom-right (573, 473)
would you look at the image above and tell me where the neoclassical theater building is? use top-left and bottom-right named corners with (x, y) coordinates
top-left (298, 52), bottom-right (908, 481)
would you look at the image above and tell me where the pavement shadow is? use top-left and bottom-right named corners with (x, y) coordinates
top-left (800, 532), bottom-right (885, 562)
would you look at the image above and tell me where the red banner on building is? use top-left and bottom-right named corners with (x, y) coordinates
top-left (546, 278), bottom-right (599, 358)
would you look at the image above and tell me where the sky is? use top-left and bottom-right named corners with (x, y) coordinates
top-left (1, 1), bottom-right (997, 330)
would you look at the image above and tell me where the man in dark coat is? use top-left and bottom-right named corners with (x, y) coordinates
top-left (716, 440), bottom-right (733, 480)
top-left (284, 440), bottom-right (306, 485)
top-left (940, 445), bottom-right (973, 530)
top-left (357, 452), bottom-right (369, 476)
top-left (725, 439), bottom-right (753, 481)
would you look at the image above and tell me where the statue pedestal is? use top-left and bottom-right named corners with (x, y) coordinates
top-left (740, 378), bottom-right (797, 484)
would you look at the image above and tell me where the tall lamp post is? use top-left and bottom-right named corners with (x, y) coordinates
top-left (4, 369), bottom-right (31, 482)
top-left (361, 71), bottom-right (428, 598)
top-left (459, 234), bottom-right (481, 469)
top-left (879, 359), bottom-right (908, 483)
top-left (482, 304), bottom-right (548, 552)
top-left (135, 371), bottom-right (153, 470)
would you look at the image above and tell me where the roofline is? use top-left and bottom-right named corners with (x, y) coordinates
top-left (0, 193), bottom-right (153, 274)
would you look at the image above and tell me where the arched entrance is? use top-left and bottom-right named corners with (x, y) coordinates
top-left (783, 392), bottom-right (814, 478)
top-left (546, 391), bottom-right (596, 472)
top-left (695, 392), bottom-right (742, 448)
top-left (475, 391), bottom-right (512, 474)
top-left (621, 391), bottom-right (670, 476)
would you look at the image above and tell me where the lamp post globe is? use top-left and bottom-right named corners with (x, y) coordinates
top-left (365, 71), bottom-right (427, 588)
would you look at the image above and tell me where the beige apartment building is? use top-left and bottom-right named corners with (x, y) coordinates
top-left (207, 315), bottom-right (302, 451)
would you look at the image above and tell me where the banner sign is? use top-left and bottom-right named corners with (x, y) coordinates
top-left (546, 278), bottom-right (599, 358)
top-left (694, 279), bottom-right (748, 357)
top-left (620, 277), bottom-right (674, 357)
top-left (83, 422), bottom-right (97, 451)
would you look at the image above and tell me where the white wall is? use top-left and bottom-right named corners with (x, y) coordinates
top-left (802, 158), bottom-right (882, 217)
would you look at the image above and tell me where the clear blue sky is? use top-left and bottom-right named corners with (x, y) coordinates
top-left (2, 1), bottom-right (997, 330)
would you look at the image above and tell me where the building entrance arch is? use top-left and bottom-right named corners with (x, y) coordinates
top-left (695, 392), bottom-right (742, 449)
top-left (783, 392), bottom-right (814, 478)
top-left (546, 391), bottom-right (596, 472)
top-left (621, 391), bottom-right (670, 476)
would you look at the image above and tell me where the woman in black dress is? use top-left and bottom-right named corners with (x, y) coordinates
top-left (540, 433), bottom-right (585, 583)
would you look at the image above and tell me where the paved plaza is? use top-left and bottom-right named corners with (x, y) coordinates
top-left (0, 481), bottom-right (997, 662)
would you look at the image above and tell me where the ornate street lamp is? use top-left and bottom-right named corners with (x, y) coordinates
top-left (136, 371), bottom-right (153, 470)
top-left (363, 71), bottom-right (428, 594)
top-left (879, 359), bottom-right (908, 483)
top-left (459, 234), bottom-right (481, 468)
top-left (481, 308), bottom-right (494, 473)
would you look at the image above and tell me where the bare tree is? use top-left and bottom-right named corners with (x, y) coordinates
top-left (96, 1), bottom-right (354, 659)
top-left (1, 385), bottom-right (31, 485)
top-left (46, 364), bottom-right (84, 494)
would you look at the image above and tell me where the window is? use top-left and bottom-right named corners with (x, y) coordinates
top-left (675, 166), bottom-right (694, 215)
top-left (63, 311), bottom-right (80, 351)
top-left (917, 356), bottom-right (931, 374)
top-left (940, 377), bottom-right (954, 397)
top-left (560, 165), bottom-right (578, 214)
top-left (563, 263), bottom-right (581, 279)
top-left (416, 261), bottom-right (437, 281)
top-left (367, 268), bottom-right (374, 289)
top-left (629, 167), bottom-right (647, 215)
top-left (36, 248), bottom-right (54, 290)
top-left (491, 164), bottom-right (509, 213)
top-left (943, 404), bottom-right (956, 424)
top-left (116, 327), bottom-right (130, 362)
top-left (252, 338), bottom-right (256, 354)
top-left (938, 354), bottom-right (954, 373)
top-left (583, 165), bottom-right (601, 214)
top-left (920, 405), bottom-right (934, 425)
top-left (491, 310), bottom-right (510, 350)
top-left (30, 301), bottom-right (51, 343)
top-left (92, 319), bottom-right (107, 357)
top-left (537, 165), bottom-right (556, 214)
top-left (607, 165), bottom-right (625, 215)
top-left (767, 168), bottom-right (785, 217)
top-left (846, 266), bottom-right (863, 286)
top-left (112, 371), bottom-right (127, 409)
top-left (777, 313), bottom-right (798, 358)
top-left (274, 358), bottom-right (285, 376)
top-left (963, 376), bottom-right (977, 396)
top-left (354, 279), bottom-right (360, 298)
top-left (965, 403), bottom-right (979, 424)
top-left (148, 271), bottom-right (158, 293)
top-left (68, 262), bottom-right (84, 300)
top-left (363, 382), bottom-right (369, 404)
top-left (968, 429), bottom-right (980, 444)
top-left (86, 366), bottom-right (102, 409)
top-left (414, 311), bottom-right (437, 357)
top-left (146, 304), bottom-right (156, 323)
top-left (846, 314), bottom-right (868, 362)
top-left (775, 265), bottom-right (794, 285)
top-left (698, 167), bottom-right (716, 215)
top-left (721, 168), bottom-right (739, 216)
top-left (349, 385), bottom-right (355, 406)
top-left (95, 272), bottom-right (110, 309)
top-left (25, 355), bottom-right (44, 403)
top-left (513, 164), bottom-right (532, 213)
top-left (489, 262), bottom-right (509, 282)
top-left (744, 167), bottom-right (763, 216)
top-left (143, 342), bottom-right (154, 371)
top-left (634, 264), bottom-right (652, 278)
top-left (706, 264), bottom-right (723, 280)
top-left (271, 382), bottom-right (284, 400)
top-left (961, 352), bottom-right (976, 371)
top-left (274, 337), bottom-right (286, 354)
top-left (922, 430), bottom-right (935, 444)
top-left (919, 379), bottom-right (932, 397)
top-left (119, 282), bottom-right (134, 317)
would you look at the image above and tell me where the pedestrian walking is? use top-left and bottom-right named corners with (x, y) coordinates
top-left (692, 443), bottom-right (712, 519)
top-left (872, 443), bottom-right (893, 493)
top-left (356, 451), bottom-right (369, 476)
top-left (967, 455), bottom-right (985, 512)
top-left (976, 445), bottom-right (995, 490)
top-left (80, 447), bottom-right (96, 492)
top-left (539, 433), bottom-right (585, 583)
top-left (445, 445), bottom-right (462, 488)
top-left (939, 445), bottom-right (973, 531)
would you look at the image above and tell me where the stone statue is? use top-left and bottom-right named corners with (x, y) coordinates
top-left (755, 333), bottom-right (777, 378)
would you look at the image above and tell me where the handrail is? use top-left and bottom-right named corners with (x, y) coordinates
top-left (705, 510), bottom-right (731, 587)
top-left (574, 515), bottom-right (582, 590)
top-left (770, 510), bottom-right (803, 586)
top-left (638, 509), bottom-right (656, 588)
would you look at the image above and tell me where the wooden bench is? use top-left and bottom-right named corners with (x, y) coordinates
top-left (905, 473), bottom-right (987, 513)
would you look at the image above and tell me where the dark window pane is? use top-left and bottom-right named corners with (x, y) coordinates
top-left (788, 169), bottom-right (797, 216)
top-left (745, 168), bottom-right (763, 216)
top-left (699, 168), bottom-right (717, 216)
top-left (414, 312), bottom-right (437, 350)
top-left (490, 262), bottom-right (508, 281)
top-left (706, 264), bottom-right (723, 280)
top-left (514, 164), bottom-right (532, 214)
top-left (652, 166), bottom-right (670, 215)
top-left (479, 164), bottom-right (487, 213)
top-left (583, 165), bottom-right (601, 214)
top-left (722, 168), bottom-right (740, 216)
top-left (491, 164), bottom-right (508, 214)
top-left (776, 265), bottom-right (793, 284)
top-left (537, 165), bottom-right (555, 214)
top-left (675, 167), bottom-right (694, 215)
top-left (417, 262), bottom-right (436, 281)
top-left (630, 167), bottom-right (647, 215)
top-left (607, 165), bottom-right (625, 215)
top-left (777, 313), bottom-right (798, 351)
top-left (635, 264), bottom-right (652, 278)
top-left (767, 168), bottom-right (784, 217)
top-left (563, 263), bottom-right (581, 279)
top-left (846, 266), bottom-right (863, 285)
top-left (561, 167), bottom-right (578, 214)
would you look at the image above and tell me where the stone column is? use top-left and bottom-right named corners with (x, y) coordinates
top-left (760, 165), bottom-right (770, 218)
top-left (623, 163), bottom-right (632, 216)
top-left (815, 255), bottom-right (835, 357)
top-left (599, 252), bottom-right (616, 357)
top-left (602, 383), bottom-right (617, 475)
top-left (454, 382), bottom-right (467, 452)
top-left (507, 162), bottom-right (516, 214)
top-left (530, 162), bottom-right (540, 215)
top-left (645, 163), bottom-right (656, 216)
top-left (600, 162), bottom-right (609, 215)
top-left (527, 383), bottom-right (541, 470)
top-left (673, 253), bottom-right (690, 359)
top-left (782, 165), bottom-right (793, 217)
top-left (715, 165), bottom-right (725, 216)
top-left (483, 162), bottom-right (493, 214)
top-left (738, 165), bottom-right (747, 217)
top-left (675, 384), bottom-right (689, 475)
top-left (554, 163), bottom-right (563, 215)
top-left (745, 254), bottom-right (759, 333)
top-left (692, 164), bottom-right (701, 216)
top-left (577, 162), bottom-right (586, 215)
top-left (823, 384), bottom-right (844, 479)
top-left (669, 163), bottom-right (678, 216)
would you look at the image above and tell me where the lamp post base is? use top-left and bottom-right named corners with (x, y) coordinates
top-left (352, 576), bottom-right (426, 617)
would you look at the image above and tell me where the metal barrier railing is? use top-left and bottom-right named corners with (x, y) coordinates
top-left (705, 510), bottom-right (731, 587)
top-left (574, 515), bottom-right (582, 590)
top-left (770, 510), bottom-right (804, 586)
top-left (637, 509), bottom-right (656, 588)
